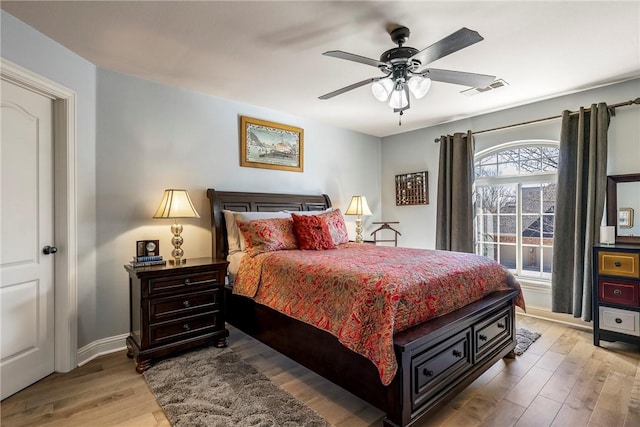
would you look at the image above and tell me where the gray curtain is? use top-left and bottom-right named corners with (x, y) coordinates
top-left (436, 131), bottom-right (475, 253)
top-left (552, 103), bottom-right (609, 321)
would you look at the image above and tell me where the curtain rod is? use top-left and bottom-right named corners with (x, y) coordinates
top-left (433, 97), bottom-right (640, 142)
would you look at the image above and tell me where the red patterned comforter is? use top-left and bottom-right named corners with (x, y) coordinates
top-left (233, 243), bottom-right (525, 385)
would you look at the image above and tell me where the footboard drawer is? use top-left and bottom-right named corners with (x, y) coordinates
top-left (411, 328), bottom-right (472, 411)
top-left (473, 306), bottom-right (513, 363)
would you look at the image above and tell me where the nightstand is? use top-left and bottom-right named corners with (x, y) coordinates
top-left (592, 244), bottom-right (640, 346)
top-left (125, 257), bottom-right (229, 373)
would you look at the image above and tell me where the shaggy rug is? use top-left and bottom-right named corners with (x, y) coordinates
top-left (515, 328), bottom-right (541, 355)
top-left (144, 346), bottom-right (331, 427)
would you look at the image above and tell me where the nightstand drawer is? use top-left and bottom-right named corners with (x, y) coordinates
top-left (149, 312), bottom-right (221, 346)
top-left (598, 252), bottom-right (640, 278)
top-left (598, 279), bottom-right (639, 307)
top-left (148, 271), bottom-right (221, 296)
top-left (599, 306), bottom-right (640, 337)
top-left (149, 288), bottom-right (221, 322)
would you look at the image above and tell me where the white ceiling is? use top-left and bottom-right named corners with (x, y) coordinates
top-left (3, 1), bottom-right (639, 137)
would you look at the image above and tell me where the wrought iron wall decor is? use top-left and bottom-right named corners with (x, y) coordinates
top-left (395, 171), bottom-right (428, 205)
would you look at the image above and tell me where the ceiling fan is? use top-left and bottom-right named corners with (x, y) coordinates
top-left (319, 25), bottom-right (496, 119)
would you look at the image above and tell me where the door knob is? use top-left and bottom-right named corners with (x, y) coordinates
top-left (42, 246), bottom-right (58, 255)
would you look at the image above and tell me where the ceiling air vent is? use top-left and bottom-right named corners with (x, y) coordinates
top-left (461, 79), bottom-right (509, 96)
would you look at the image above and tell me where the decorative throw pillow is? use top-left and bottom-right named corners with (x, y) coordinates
top-left (318, 208), bottom-right (350, 245)
top-left (237, 218), bottom-right (298, 256)
top-left (291, 213), bottom-right (336, 250)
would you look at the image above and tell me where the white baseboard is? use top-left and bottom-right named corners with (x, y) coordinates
top-left (76, 333), bottom-right (128, 366)
top-left (517, 305), bottom-right (593, 331)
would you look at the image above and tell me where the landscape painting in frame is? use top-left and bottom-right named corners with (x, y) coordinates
top-left (240, 116), bottom-right (304, 172)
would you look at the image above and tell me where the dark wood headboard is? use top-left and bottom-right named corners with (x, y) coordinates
top-left (206, 189), bottom-right (332, 260)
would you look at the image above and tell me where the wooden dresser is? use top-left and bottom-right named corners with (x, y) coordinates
top-left (125, 257), bottom-right (229, 372)
top-left (592, 244), bottom-right (640, 346)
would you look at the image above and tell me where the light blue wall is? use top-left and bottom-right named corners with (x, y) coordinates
top-left (95, 69), bottom-right (381, 339)
top-left (2, 10), bottom-right (382, 347)
top-left (381, 79), bottom-right (640, 250)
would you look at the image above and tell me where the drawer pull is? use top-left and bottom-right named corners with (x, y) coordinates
top-left (183, 323), bottom-right (191, 331)
top-left (422, 368), bottom-right (433, 377)
top-left (615, 318), bottom-right (623, 324)
top-left (613, 289), bottom-right (622, 296)
top-left (497, 322), bottom-right (505, 329)
top-left (183, 300), bottom-right (190, 308)
top-left (452, 350), bottom-right (462, 358)
top-left (184, 279), bottom-right (191, 285)
top-left (479, 334), bottom-right (487, 341)
top-left (614, 261), bottom-right (622, 267)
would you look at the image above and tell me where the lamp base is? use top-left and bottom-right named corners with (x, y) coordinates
top-left (169, 258), bottom-right (187, 265)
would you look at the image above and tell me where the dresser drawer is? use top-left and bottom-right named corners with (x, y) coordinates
top-left (474, 306), bottom-right (512, 362)
top-left (149, 288), bottom-right (221, 322)
top-left (598, 251), bottom-right (640, 278)
top-left (598, 278), bottom-right (639, 307)
top-left (411, 328), bottom-right (472, 411)
top-left (149, 312), bottom-right (221, 346)
top-left (148, 271), bottom-right (221, 296)
top-left (599, 306), bottom-right (640, 337)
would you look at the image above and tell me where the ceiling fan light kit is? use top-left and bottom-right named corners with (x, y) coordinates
top-left (319, 26), bottom-right (496, 123)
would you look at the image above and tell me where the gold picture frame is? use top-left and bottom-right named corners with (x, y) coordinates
top-left (618, 207), bottom-right (634, 228)
top-left (240, 116), bottom-right (303, 172)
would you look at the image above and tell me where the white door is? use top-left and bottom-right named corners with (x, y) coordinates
top-left (1, 78), bottom-right (55, 400)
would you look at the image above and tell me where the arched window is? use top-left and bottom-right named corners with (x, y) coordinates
top-left (474, 141), bottom-right (559, 281)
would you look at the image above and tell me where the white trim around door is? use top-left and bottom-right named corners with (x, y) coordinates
top-left (1, 58), bottom-right (78, 372)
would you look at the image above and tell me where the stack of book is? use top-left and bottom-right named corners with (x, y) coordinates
top-left (130, 255), bottom-right (166, 268)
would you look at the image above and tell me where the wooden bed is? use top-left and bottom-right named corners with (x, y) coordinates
top-left (207, 188), bottom-right (519, 427)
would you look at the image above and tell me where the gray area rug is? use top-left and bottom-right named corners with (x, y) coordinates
top-left (144, 346), bottom-right (331, 427)
top-left (515, 327), bottom-right (541, 355)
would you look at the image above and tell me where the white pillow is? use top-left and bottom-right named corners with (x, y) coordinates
top-left (222, 210), bottom-right (291, 253)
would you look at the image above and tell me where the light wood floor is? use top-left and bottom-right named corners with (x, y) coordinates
top-left (2, 315), bottom-right (640, 427)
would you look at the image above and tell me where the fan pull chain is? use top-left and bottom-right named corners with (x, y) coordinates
top-left (398, 110), bottom-right (403, 126)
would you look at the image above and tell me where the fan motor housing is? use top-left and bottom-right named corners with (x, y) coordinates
top-left (379, 46), bottom-right (419, 64)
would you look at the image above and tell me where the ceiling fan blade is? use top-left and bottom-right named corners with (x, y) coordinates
top-left (410, 27), bottom-right (484, 67)
top-left (323, 50), bottom-right (387, 68)
top-left (319, 77), bottom-right (382, 100)
top-left (424, 69), bottom-right (495, 88)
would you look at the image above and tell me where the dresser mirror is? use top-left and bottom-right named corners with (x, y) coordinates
top-left (606, 173), bottom-right (640, 244)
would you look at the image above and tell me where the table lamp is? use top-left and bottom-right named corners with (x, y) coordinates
top-left (345, 195), bottom-right (372, 243)
top-left (153, 189), bottom-right (200, 264)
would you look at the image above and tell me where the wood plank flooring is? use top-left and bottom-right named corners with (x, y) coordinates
top-left (2, 315), bottom-right (639, 426)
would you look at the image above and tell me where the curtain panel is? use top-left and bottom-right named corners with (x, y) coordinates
top-left (552, 103), bottom-right (609, 321)
top-left (435, 131), bottom-right (475, 253)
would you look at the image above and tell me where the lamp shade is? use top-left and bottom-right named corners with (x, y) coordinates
top-left (371, 78), bottom-right (394, 102)
top-left (153, 189), bottom-right (200, 219)
top-left (408, 76), bottom-right (432, 99)
top-left (388, 87), bottom-right (409, 109)
top-left (345, 196), bottom-right (372, 216)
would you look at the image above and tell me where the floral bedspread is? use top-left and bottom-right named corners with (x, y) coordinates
top-left (233, 243), bottom-right (525, 385)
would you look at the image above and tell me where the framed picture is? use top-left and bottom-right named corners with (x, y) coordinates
top-left (395, 171), bottom-right (429, 205)
top-left (240, 116), bottom-right (303, 172)
top-left (618, 207), bottom-right (634, 228)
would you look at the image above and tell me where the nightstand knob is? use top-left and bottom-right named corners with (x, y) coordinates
top-left (615, 318), bottom-right (623, 324)
top-left (614, 261), bottom-right (622, 267)
top-left (183, 323), bottom-right (190, 331)
top-left (613, 289), bottom-right (622, 296)
top-left (423, 368), bottom-right (433, 377)
top-left (497, 322), bottom-right (505, 329)
top-left (452, 350), bottom-right (462, 358)
top-left (183, 300), bottom-right (190, 308)
top-left (479, 334), bottom-right (487, 341)
top-left (184, 279), bottom-right (191, 285)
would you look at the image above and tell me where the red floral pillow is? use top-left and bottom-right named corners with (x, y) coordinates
top-left (318, 208), bottom-right (349, 245)
top-left (237, 218), bottom-right (298, 256)
top-left (291, 213), bottom-right (336, 250)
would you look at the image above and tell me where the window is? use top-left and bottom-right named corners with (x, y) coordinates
top-left (474, 141), bottom-right (559, 280)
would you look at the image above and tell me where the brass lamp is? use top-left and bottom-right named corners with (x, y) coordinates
top-left (153, 189), bottom-right (200, 264)
top-left (345, 195), bottom-right (372, 243)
